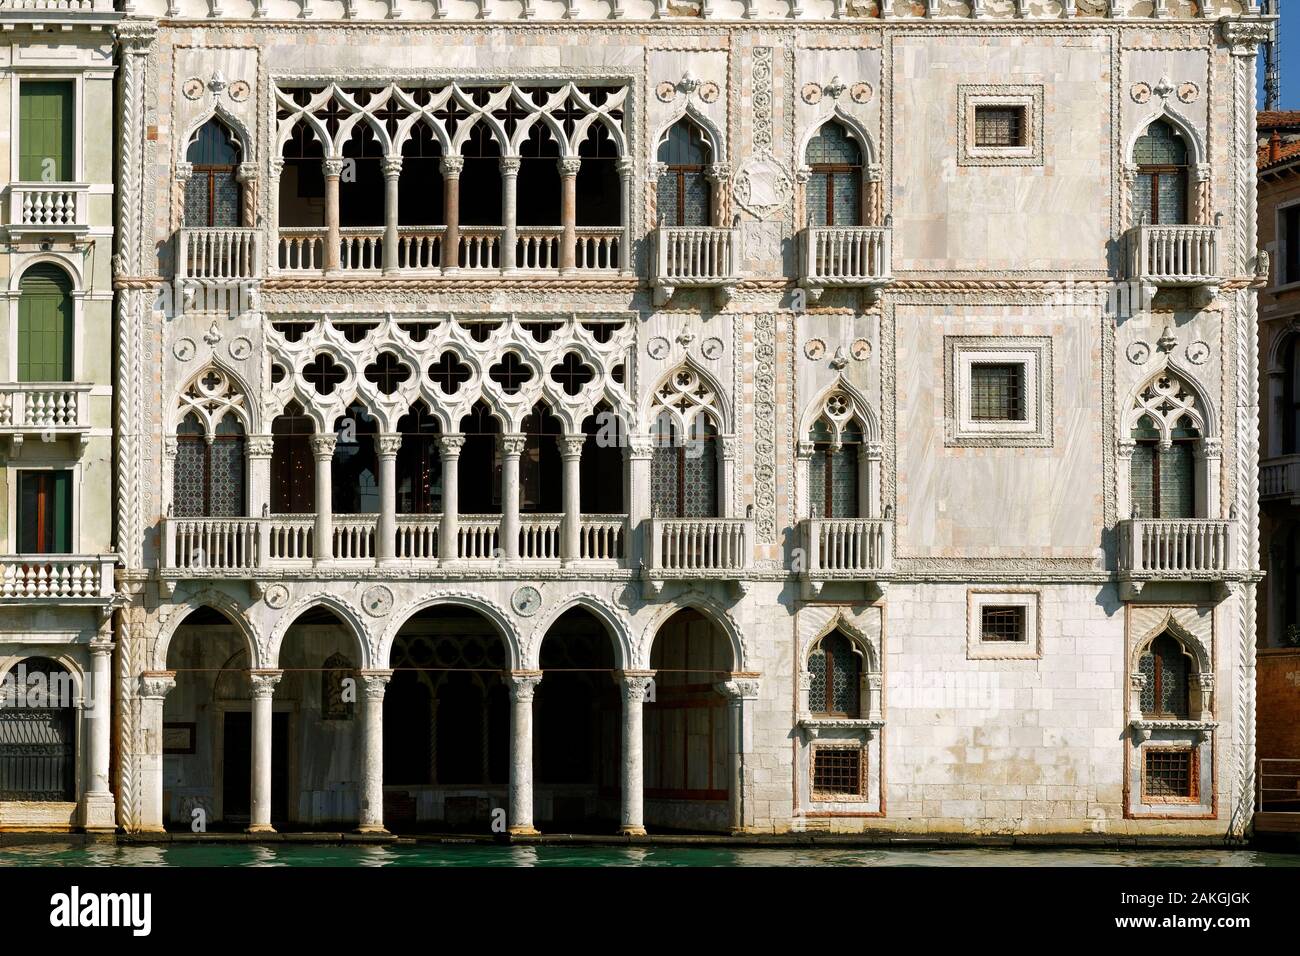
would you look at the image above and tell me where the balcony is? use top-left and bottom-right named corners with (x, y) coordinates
top-left (641, 517), bottom-right (752, 598)
top-left (0, 383), bottom-right (92, 451)
top-left (798, 517), bottom-right (893, 599)
top-left (5, 183), bottom-right (89, 239)
top-left (799, 225), bottom-right (893, 305)
top-left (1261, 454), bottom-right (1300, 505)
top-left (177, 227), bottom-right (262, 282)
top-left (1124, 224), bottom-right (1221, 305)
top-left (0, 555), bottom-right (115, 604)
top-left (1117, 518), bottom-right (1238, 600)
top-left (651, 225), bottom-right (741, 307)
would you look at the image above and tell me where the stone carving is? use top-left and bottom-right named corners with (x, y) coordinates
top-left (173, 338), bottom-right (197, 362)
top-left (361, 585), bottom-right (394, 617)
top-left (752, 47), bottom-right (774, 154)
top-left (182, 77), bottom-right (205, 100)
top-left (701, 337), bottom-right (724, 360)
top-left (228, 336), bottom-right (253, 361)
top-left (263, 584), bottom-right (289, 609)
top-left (732, 156), bottom-right (793, 220)
top-left (753, 314), bottom-right (777, 544)
top-left (1186, 341), bottom-right (1210, 365)
top-left (1126, 341), bottom-right (1151, 365)
top-left (850, 83), bottom-right (873, 105)
top-left (1178, 82), bottom-right (1200, 104)
top-left (512, 585), bottom-right (543, 617)
top-left (850, 338), bottom-right (872, 362)
top-left (1130, 82), bottom-right (1152, 104)
top-left (228, 80), bottom-right (251, 103)
top-left (647, 336), bottom-right (671, 360)
top-left (804, 338), bottom-right (827, 361)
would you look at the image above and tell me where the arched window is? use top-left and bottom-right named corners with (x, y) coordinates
top-left (271, 401), bottom-right (316, 514)
top-left (173, 411), bottom-right (247, 518)
top-left (656, 119), bottom-right (712, 227)
top-left (332, 402), bottom-right (379, 514)
top-left (184, 119), bottom-right (243, 227)
top-left (1129, 371), bottom-right (1205, 519)
top-left (0, 658), bottom-right (76, 801)
top-left (805, 122), bottom-right (863, 227)
top-left (1138, 633), bottom-right (1191, 719)
top-left (1284, 337), bottom-right (1300, 456)
top-left (17, 263), bottom-right (73, 383)
top-left (809, 416), bottom-right (863, 519)
top-left (395, 402), bottom-right (442, 514)
top-left (650, 366), bottom-right (723, 518)
top-left (521, 403), bottom-right (562, 514)
top-left (808, 631), bottom-right (862, 718)
top-left (1133, 120), bottom-right (1189, 226)
top-left (458, 401), bottom-right (502, 515)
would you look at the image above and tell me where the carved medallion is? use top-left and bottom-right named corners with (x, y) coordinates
top-left (362, 585), bottom-right (394, 617)
top-left (701, 337), bottom-right (724, 360)
top-left (1126, 341), bottom-right (1151, 365)
top-left (229, 336), bottom-right (253, 361)
top-left (698, 81), bottom-right (720, 104)
top-left (804, 338), bottom-right (827, 361)
top-left (647, 336), bottom-right (671, 360)
top-left (850, 338), bottom-right (872, 362)
top-left (173, 337), bottom-right (197, 362)
top-left (1186, 341), bottom-right (1210, 365)
top-left (801, 82), bottom-right (823, 105)
top-left (850, 82), bottom-right (873, 104)
top-left (264, 584), bottom-right (289, 609)
top-left (183, 77), bottom-right (205, 101)
top-left (1130, 82), bottom-right (1152, 104)
top-left (1177, 82), bottom-right (1200, 104)
top-left (732, 155), bottom-right (793, 220)
top-left (512, 586), bottom-right (542, 617)
top-left (229, 80), bottom-right (251, 103)
top-left (655, 81), bottom-right (677, 103)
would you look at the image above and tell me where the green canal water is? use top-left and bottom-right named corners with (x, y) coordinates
top-left (0, 843), bottom-right (1295, 867)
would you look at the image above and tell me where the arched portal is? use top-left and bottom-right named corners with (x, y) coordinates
top-left (383, 605), bottom-right (510, 831)
top-left (535, 608), bottom-right (620, 832)
top-left (644, 608), bottom-right (734, 832)
top-left (0, 657), bottom-right (77, 804)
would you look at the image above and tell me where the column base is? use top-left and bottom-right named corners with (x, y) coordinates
top-left (356, 823), bottom-right (389, 835)
top-left (246, 823), bottom-right (278, 835)
top-left (618, 825), bottom-right (647, 837)
top-left (80, 792), bottom-right (117, 831)
top-left (508, 825), bottom-right (539, 837)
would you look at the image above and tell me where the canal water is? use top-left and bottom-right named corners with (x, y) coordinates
top-left (0, 843), bottom-right (1295, 867)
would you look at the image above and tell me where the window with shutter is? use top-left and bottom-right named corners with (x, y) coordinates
top-left (17, 264), bottom-right (73, 383)
top-left (19, 81), bottom-right (73, 183)
top-left (18, 471), bottom-right (73, 555)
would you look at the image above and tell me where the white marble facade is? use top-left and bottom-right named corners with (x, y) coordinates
top-left (105, 5), bottom-right (1271, 837)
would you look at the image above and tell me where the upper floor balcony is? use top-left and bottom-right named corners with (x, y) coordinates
top-left (0, 383), bottom-right (92, 451)
top-left (1116, 517), bottom-right (1238, 600)
top-left (798, 517), bottom-right (892, 599)
top-left (5, 183), bottom-right (89, 240)
top-left (641, 516), bottom-right (752, 598)
top-left (0, 555), bottom-right (115, 604)
top-left (798, 223), bottom-right (893, 305)
top-left (1261, 454), bottom-right (1300, 505)
top-left (1124, 224), bottom-right (1221, 306)
top-left (650, 225), bottom-right (741, 307)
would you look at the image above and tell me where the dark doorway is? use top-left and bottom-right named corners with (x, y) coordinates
top-left (222, 711), bottom-right (288, 825)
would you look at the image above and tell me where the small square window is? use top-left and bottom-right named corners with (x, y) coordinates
top-left (969, 363), bottom-right (1026, 422)
top-left (974, 106), bottom-right (1025, 149)
top-left (980, 605), bottom-right (1026, 643)
top-left (1142, 748), bottom-right (1199, 803)
top-left (811, 746), bottom-right (864, 799)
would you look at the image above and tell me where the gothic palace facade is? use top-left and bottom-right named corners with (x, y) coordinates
top-left (0, 0), bottom-right (1275, 837)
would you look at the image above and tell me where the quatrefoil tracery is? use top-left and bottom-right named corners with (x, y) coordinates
top-left (1128, 368), bottom-right (1208, 447)
top-left (176, 366), bottom-right (249, 436)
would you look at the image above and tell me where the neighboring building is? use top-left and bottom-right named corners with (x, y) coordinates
top-left (0, 0), bottom-right (121, 830)
top-left (106, 3), bottom-right (1272, 838)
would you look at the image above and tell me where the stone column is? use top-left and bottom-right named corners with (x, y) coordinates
top-left (248, 670), bottom-right (282, 833)
top-left (1196, 438), bottom-right (1223, 520)
top-left (1117, 440), bottom-right (1136, 519)
top-left (719, 435), bottom-right (739, 519)
top-left (375, 433), bottom-right (402, 564)
top-left (558, 433), bottom-right (585, 564)
top-left (507, 671), bottom-right (542, 835)
top-left (500, 156), bottom-right (521, 272)
top-left (706, 163), bottom-right (729, 227)
top-left (82, 634), bottom-right (116, 831)
top-left (438, 434), bottom-right (464, 563)
top-left (558, 156), bottom-right (581, 273)
top-left (626, 435), bottom-right (655, 569)
top-left (246, 436), bottom-right (274, 522)
top-left (865, 163), bottom-right (883, 227)
top-left (715, 677), bottom-right (760, 834)
top-left (311, 433), bottom-right (337, 565)
top-left (498, 434), bottom-right (526, 562)
top-left (382, 156), bottom-right (403, 273)
top-left (617, 157), bottom-right (634, 272)
top-left (268, 158), bottom-right (285, 265)
top-left (322, 157), bottom-right (345, 272)
top-left (618, 671), bottom-right (654, 836)
top-left (862, 441), bottom-right (882, 519)
top-left (358, 670), bottom-right (392, 833)
top-left (441, 156), bottom-right (464, 271)
top-left (796, 440), bottom-right (816, 521)
top-left (138, 672), bottom-right (176, 833)
top-left (237, 161), bottom-right (259, 232)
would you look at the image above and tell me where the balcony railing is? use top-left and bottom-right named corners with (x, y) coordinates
top-left (799, 226), bottom-right (893, 302)
top-left (0, 556), bottom-right (115, 602)
top-left (579, 514), bottom-right (626, 561)
top-left (643, 518), bottom-right (752, 595)
top-left (1117, 518), bottom-right (1237, 598)
top-left (0, 0), bottom-right (110, 9)
top-left (1262, 454), bottom-right (1300, 501)
top-left (1125, 225), bottom-right (1221, 298)
top-left (394, 515), bottom-right (440, 560)
top-left (278, 228), bottom-right (327, 271)
top-left (651, 225), bottom-right (741, 306)
top-left (6, 183), bottom-right (89, 235)
top-left (801, 515), bottom-right (891, 572)
top-left (177, 227), bottom-right (261, 281)
top-left (0, 383), bottom-right (92, 448)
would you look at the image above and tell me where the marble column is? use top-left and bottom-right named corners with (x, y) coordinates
top-left (247, 436), bottom-right (274, 567)
top-left (1117, 440), bottom-right (1136, 520)
top-left (499, 434), bottom-right (526, 561)
top-left (715, 677), bottom-right (760, 834)
top-left (137, 672), bottom-right (176, 833)
top-left (438, 434), bottom-right (464, 563)
top-left (323, 157), bottom-right (345, 272)
top-left (618, 671), bottom-right (654, 836)
top-left (500, 156), bottom-right (521, 272)
top-left (268, 158), bottom-right (285, 262)
top-left (375, 433), bottom-right (402, 564)
top-left (248, 670), bottom-right (282, 833)
top-left (558, 433), bottom-right (585, 564)
top-left (617, 157), bottom-right (634, 272)
top-left (382, 156), bottom-right (403, 273)
top-left (626, 435), bottom-right (655, 569)
top-left (441, 156), bottom-right (464, 271)
top-left (507, 671), bottom-right (542, 835)
top-left (863, 441), bottom-right (882, 519)
top-left (237, 161), bottom-right (260, 233)
top-left (558, 156), bottom-right (581, 273)
top-left (311, 434), bottom-right (337, 565)
top-left (706, 163), bottom-right (729, 227)
top-left (719, 435), bottom-right (739, 519)
top-left (82, 633), bottom-right (116, 831)
top-left (1196, 438), bottom-right (1224, 520)
top-left (358, 670), bottom-right (392, 833)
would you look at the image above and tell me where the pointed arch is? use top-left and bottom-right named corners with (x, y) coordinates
top-left (651, 104), bottom-right (726, 166)
top-left (177, 104), bottom-right (252, 170)
top-left (799, 606), bottom-right (880, 673)
top-left (171, 361), bottom-right (256, 435)
top-left (1126, 105), bottom-right (1206, 168)
top-left (1130, 611), bottom-right (1211, 676)
top-left (154, 588), bottom-right (259, 671)
top-left (640, 358), bottom-right (732, 434)
top-left (1122, 360), bottom-right (1217, 443)
top-left (799, 375), bottom-right (880, 444)
top-left (797, 107), bottom-right (877, 169)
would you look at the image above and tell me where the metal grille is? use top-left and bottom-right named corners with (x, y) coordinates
top-left (980, 605), bottom-right (1026, 643)
top-left (969, 363), bottom-right (1025, 421)
top-left (1139, 634), bottom-right (1190, 719)
top-left (681, 437), bottom-right (718, 517)
top-left (808, 632), bottom-right (861, 717)
top-left (974, 106), bottom-right (1024, 148)
top-left (650, 443), bottom-right (680, 518)
top-left (1142, 748), bottom-right (1196, 802)
top-left (173, 437), bottom-right (207, 518)
top-left (812, 746), bottom-right (863, 798)
top-left (208, 438), bottom-right (245, 517)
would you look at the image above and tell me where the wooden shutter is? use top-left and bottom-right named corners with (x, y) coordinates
top-left (17, 265), bottom-right (73, 382)
top-left (19, 82), bottom-right (73, 182)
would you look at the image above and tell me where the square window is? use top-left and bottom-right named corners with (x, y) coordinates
top-left (980, 605), bottom-right (1026, 643)
top-left (811, 746), bottom-right (864, 799)
top-left (945, 336), bottom-right (1052, 447)
top-left (974, 106), bottom-right (1025, 148)
top-left (1141, 748), bottom-right (1199, 803)
top-left (969, 363), bottom-right (1026, 422)
top-left (958, 85), bottom-right (1043, 167)
top-left (967, 590), bottom-right (1041, 660)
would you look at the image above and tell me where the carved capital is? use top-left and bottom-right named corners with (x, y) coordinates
top-left (616, 157), bottom-right (636, 176)
top-left (716, 677), bottom-right (760, 701)
top-left (619, 670), bottom-right (656, 703)
top-left (440, 156), bottom-right (465, 177)
top-left (247, 435), bottom-right (275, 458)
top-left (557, 157), bottom-right (583, 177)
top-left (1116, 440), bottom-right (1137, 460)
top-left (1221, 18), bottom-right (1273, 55)
top-left (115, 21), bottom-right (158, 54)
top-left (508, 671), bottom-right (543, 701)
top-left (705, 163), bottom-right (730, 185)
top-left (720, 434), bottom-right (740, 461)
top-left (499, 157), bottom-right (522, 176)
top-left (796, 440), bottom-right (816, 461)
top-left (498, 433), bottom-right (528, 457)
top-left (1196, 437), bottom-right (1223, 460)
top-left (175, 162), bottom-right (194, 182)
top-left (89, 639), bottom-right (115, 660)
top-left (249, 670), bottom-right (283, 699)
top-left (268, 157), bottom-right (286, 179)
top-left (438, 433), bottom-right (466, 457)
top-left (139, 672), bottom-right (177, 700)
top-left (627, 434), bottom-right (656, 460)
top-left (236, 162), bottom-right (259, 184)
top-left (310, 434), bottom-right (338, 459)
top-left (322, 157), bottom-right (347, 178)
top-left (376, 433), bottom-right (403, 457)
top-left (360, 670), bottom-right (393, 700)
top-left (163, 436), bottom-right (178, 461)
top-left (382, 156), bottom-right (403, 179)
top-left (863, 441), bottom-right (883, 462)
top-left (557, 433), bottom-right (586, 459)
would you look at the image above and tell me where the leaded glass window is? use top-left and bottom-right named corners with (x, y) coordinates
top-left (805, 122), bottom-right (862, 228)
top-left (656, 120), bottom-right (712, 227)
top-left (1133, 120), bottom-right (1189, 226)
top-left (651, 409), bottom-right (719, 518)
top-left (808, 417), bottom-right (862, 519)
top-left (970, 363), bottom-right (1025, 421)
top-left (807, 631), bottom-right (861, 718)
top-left (184, 120), bottom-right (242, 227)
top-left (1130, 441), bottom-right (1195, 519)
top-left (1138, 634), bottom-right (1191, 719)
top-left (173, 411), bottom-right (246, 518)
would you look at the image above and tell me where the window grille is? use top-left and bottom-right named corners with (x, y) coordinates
top-left (970, 363), bottom-right (1025, 421)
top-left (812, 746), bottom-right (864, 798)
top-left (974, 106), bottom-right (1025, 148)
top-left (980, 605), bottom-right (1026, 643)
top-left (808, 631), bottom-right (862, 717)
top-left (1142, 748), bottom-right (1197, 802)
top-left (1138, 634), bottom-right (1191, 719)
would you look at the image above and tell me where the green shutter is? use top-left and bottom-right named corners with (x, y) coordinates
top-left (51, 471), bottom-right (72, 554)
top-left (19, 82), bottom-right (73, 183)
top-left (17, 265), bottom-right (73, 382)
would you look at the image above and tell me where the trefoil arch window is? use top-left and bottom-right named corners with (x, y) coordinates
top-left (184, 119), bottom-right (243, 227)
top-left (1133, 120), bottom-right (1189, 226)
top-left (804, 122), bottom-right (863, 227)
top-left (656, 119), bottom-right (712, 228)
